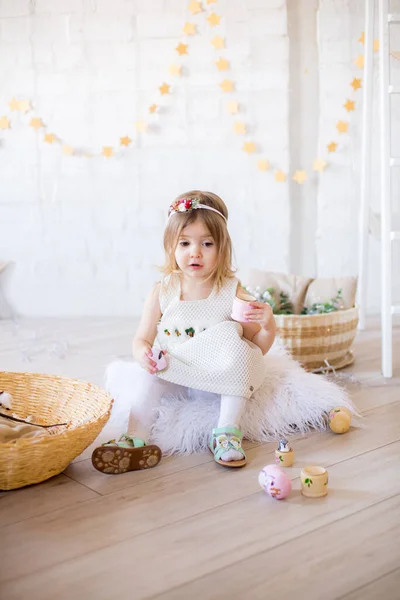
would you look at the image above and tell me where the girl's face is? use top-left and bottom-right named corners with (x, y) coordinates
top-left (174, 219), bottom-right (218, 282)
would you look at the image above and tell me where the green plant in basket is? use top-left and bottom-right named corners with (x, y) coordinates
top-left (301, 289), bottom-right (344, 315)
top-left (244, 286), bottom-right (294, 315)
top-left (277, 291), bottom-right (294, 315)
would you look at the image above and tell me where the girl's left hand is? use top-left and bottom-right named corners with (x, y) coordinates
top-left (243, 302), bottom-right (274, 331)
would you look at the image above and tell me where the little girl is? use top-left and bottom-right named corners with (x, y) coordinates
top-left (92, 191), bottom-right (276, 474)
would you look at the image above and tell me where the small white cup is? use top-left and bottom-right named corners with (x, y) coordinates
top-left (231, 293), bottom-right (256, 322)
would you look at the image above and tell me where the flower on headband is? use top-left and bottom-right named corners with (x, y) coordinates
top-left (170, 197), bottom-right (199, 214)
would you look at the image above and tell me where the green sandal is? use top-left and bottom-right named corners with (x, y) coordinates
top-left (209, 426), bottom-right (247, 468)
top-left (92, 434), bottom-right (162, 475)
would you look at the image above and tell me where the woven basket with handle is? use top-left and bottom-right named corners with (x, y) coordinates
top-left (274, 306), bottom-right (359, 371)
top-left (0, 371), bottom-right (112, 491)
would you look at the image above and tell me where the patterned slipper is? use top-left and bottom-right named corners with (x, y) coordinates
top-left (209, 426), bottom-right (246, 468)
top-left (91, 434), bottom-right (162, 475)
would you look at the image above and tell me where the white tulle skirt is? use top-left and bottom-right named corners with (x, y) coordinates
top-left (86, 342), bottom-right (357, 457)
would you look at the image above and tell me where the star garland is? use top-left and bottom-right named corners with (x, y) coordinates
top-left (0, 116), bottom-right (10, 130)
top-left (0, 0), bottom-right (372, 181)
top-left (199, 2), bottom-right (369, 184)
top-left (0, 5), bottom-right (202, 159)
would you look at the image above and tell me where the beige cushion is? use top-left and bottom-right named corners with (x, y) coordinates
top-left (237, 268), bottom-right (314, 315)
top-left (304, 277), bottom-right (358, 310)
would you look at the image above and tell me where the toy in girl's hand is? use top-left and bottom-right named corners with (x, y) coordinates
top-left (328, 406), bottom-right (352, 434)
top-left (150, 347), bottom-right (167, 371)
top-left (274, 437), bottom-right (295, 467)
top-left (231, 293), bottom-right (256, 322)
top-left (258, 464), bottom-right (292, 500)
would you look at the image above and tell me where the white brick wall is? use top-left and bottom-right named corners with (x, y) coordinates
top-left (0, 0), bottom-right (397, 316)
top-left (0, 0), bottom-right (291, 316)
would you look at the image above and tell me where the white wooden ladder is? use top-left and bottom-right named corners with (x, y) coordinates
top-left (358, 0), bottom-right (400, 377)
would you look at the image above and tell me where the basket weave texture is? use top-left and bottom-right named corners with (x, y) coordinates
top-left (274, 306), bottom-right (359, 371)
top-left (0, 371), bottom-right (112, 490)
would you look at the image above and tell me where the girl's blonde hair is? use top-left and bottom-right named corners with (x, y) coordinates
top-left (162, 190), bottom-right (235, 290)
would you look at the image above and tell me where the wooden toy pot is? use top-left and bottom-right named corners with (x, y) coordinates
top-left (275, 448), bottom-right (294, 467)
top-left (300, 466), bottom-right (329, 498)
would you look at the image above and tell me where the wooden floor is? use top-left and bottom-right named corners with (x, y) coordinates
top-left (0, 317), bottom-right (399, 600)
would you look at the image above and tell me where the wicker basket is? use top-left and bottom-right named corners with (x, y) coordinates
top-left (274, 306), bottom-right (359, 371)
top-left (0, 372), bottom-right (112, 491)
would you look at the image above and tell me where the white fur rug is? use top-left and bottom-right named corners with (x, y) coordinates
top-left (100, 342), bottom-right (356, 456)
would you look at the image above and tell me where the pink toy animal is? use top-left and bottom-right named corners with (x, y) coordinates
top-left (258, 464), bottom-right (292, 500)
top-left (150, 347), bottom-right (167, 371)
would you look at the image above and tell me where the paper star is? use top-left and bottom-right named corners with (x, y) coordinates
top-left (344, 99), bottom-right (355, 112)
top-left (149, 104), bottom-right (159, 114)
top-left (220, 79), bottom-right (234, 93)
top-left (188, 1), bottom-right (202, 15)
top-left (206, 0), bottom-right (217, 3)
top-left (211, 35), bottom-right (225, 49)
top-left (207, 12), bottom-right (220, 26)
top-left (62, 145), bottom-right (74, 155)
top-left (176, 42), bottom-right (188, 56)
top-left (233, 121), bottom-right (246, 135)
top-left (135, 121), bottom-right (148, 133)
top-left (359, 34), bottom-right (379, 51)
top-left (183, 22), bottom-right (196, 35)
top-left (292, 170), bottom-right (307, 184)
top-left (159, 82), bottom-right (171, 95)
top-left (0, 116), bottom-right (11, 129)
top-left (227, 101), bottom-right (239, 114)
top-left (313, 159), bottom-right (327, 172)
top-left (242, 141), bottom-right (256, 154)
top-left (102, 146), bottom-right (114, 158)
top-left (257, 159), bottom-right (270, 172)
top-left (215, 57), bottom-right (229, 71)
top-left (327, 141), bottom-right (338, 153)
top-left (355, 55), bottom-right (364, 69)
top-left (44, 133), bottom-right (56, 143)
top-left (29, 117), bottom-right (44, 130)
top-left (120, 136), bottom-right (132, 147)
top-left (351, 77), bottom-right (362, 91)
top-left (336, 120), bottom-right (348, 134)
top-left (8, 97), bottom-right (20, 111)
top-left (168, 64), bottom-right (182, 77)
top-left (18, 99), bottom-right (31, 113)
top-left (274, 170), bottom-right (287, 182)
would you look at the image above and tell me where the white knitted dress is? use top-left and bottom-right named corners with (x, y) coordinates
top-left (155, 275), bottom-right (265, 399)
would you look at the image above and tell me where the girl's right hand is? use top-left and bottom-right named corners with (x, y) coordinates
top-left (133, 341), bottom-right (158, 375)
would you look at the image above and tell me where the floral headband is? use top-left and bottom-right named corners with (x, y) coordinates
top-left (168, 197), bottom-right (227, 223)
